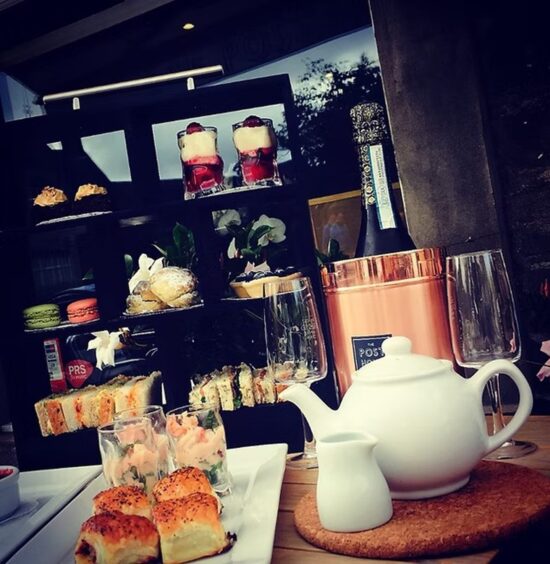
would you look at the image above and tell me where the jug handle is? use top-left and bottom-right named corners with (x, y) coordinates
top-left (468, 359), bottom-right (533, 456)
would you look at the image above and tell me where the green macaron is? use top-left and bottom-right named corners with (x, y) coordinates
top-left (23, 304), bottom-right (61, 329)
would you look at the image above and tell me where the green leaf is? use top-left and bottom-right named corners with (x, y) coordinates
top-left (249, 225), bottom-right (273, 248)
top-left (235, 223), bottom-right (253, 251)
top-left (82, 268), bottom-right (94, 281)
top-left (152, 243), bottom-right (168, 257)
top-left (202, 410), bottom-right (218, 430)
top-left (327, 238), bottom-right (341, 258)
top-left (172, 223), bottom-right (185, 250)
top-left (241, 248), bottom-right (258, 261)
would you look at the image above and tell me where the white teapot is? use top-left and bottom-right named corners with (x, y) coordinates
top-left (280, 336), bottom-right (533, 499)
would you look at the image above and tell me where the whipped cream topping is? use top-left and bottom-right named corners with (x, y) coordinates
top-left (180, 130), bottom-right (217, 161)
top-left (233, 125), bottom-right (274, 152)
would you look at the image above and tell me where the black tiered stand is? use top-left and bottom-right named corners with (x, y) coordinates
top-left (0, 75), bottom-right (338, 470)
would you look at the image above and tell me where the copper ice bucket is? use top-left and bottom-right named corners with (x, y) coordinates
top-left (321, 248), bottom-right (453, 396)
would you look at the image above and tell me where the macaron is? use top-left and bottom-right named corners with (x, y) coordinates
top-left (67, 298), bottom-right (99, 324)
top-left (23, 304), bottom-right (61, 329)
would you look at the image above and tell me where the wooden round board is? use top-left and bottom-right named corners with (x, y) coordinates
top-left (294, 461), bottom-right (550, 559)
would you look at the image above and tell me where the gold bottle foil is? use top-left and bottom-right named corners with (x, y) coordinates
top-left (321, 248), bottom-right (454, 396)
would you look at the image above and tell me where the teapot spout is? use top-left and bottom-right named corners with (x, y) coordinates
top-left (279, 383), bottom-right (340, 439)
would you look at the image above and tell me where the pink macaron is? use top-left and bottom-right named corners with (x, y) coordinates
top-left (67, 298), bottom-right (100, 324)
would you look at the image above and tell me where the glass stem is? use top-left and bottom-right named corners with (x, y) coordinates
top-left (301, 414), bottom-right (317, 458)
top-left (487, 373), bottom-right (507, 436)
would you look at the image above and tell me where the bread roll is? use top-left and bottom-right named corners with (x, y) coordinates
top-left (74, 511), bottom-right (159, 564)
top-left (152, 467), bottom-right (215, 504)
top-left (152, 493), bottom-right (231, 564)
top-left (93, 486), bottom-right (151, 520)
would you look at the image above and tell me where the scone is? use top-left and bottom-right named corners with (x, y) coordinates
top-left (126, 281), bottom-right (167, 314)
top-left (93, 486), bottom-right (152, 520)
top-left (152, 493), bottom-right (232, 564)
top-left (149, 267), bottom-right (199, 307)
top-left (152, 467), bottom-right (215, 504)
top-left (74, 511), bottom-right (159, 564)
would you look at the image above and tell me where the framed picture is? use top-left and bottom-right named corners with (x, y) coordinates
top-left (308, 183), bottom-right (408, 259)
top-left (308, 190), bottom-right (361, 259)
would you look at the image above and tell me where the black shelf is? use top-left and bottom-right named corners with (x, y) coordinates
top-left (0, 74), bottom-right (337, 471)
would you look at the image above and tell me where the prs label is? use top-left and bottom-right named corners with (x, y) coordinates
top-left (352, 334), bottom-right (392, 370)
top-left (368, 144), bottom-right (397, 230)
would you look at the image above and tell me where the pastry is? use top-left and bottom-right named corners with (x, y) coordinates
top-left (32, 186), bottom-right (69, 223)
top-left (93, 486), bottom-right (152, 520)
top-left (74, 511), bottom-right (159, 564)
top-left (152, 467), bottom-right (216, 504)
top-left (67, 298), bottom-right (100, 324)
top-left (73, 183), bottom-right (111, 215)
top-left (149, 267), bottom-right (199, 307)
top-left (230, 267), bottom-right (302, 299)
top-left (126, 281), bottom-right (167, 314)
top-left (152, 493), bottom-right (232, 564)
top-left (22, 304), bottom-right (60, 329)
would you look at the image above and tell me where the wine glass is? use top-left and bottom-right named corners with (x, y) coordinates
top-left (263, 276), bottom-right (328, 469)
top-left (446, 249), bottom-right (536, 459)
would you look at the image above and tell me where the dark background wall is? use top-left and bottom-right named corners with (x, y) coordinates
top-left (369, 0), bottom-right (550, 411)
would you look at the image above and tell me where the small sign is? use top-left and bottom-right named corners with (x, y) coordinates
top-left (352, 334), bottom-right (392, 370)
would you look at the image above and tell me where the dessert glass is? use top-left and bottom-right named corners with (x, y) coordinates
top-left (232, 117), bottom-right (282, 186)
top-left (114, 405), bottom-right (171, 477)
top-left (177, 125), bottom-right (225, 199)
top-left (166, 404), bottom-right (231, 494)
top-left (98, 416), bottom-right (163, 495)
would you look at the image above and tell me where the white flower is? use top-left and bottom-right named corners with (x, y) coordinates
top-left (227, 238), bottom-right (238, 259)
top-left (216, 209), bottom-right (241, 236)
top-left (244, 261), bottom-right (271, 273)
top-left (88, 331), bottom-right (121, 370)
top-left (128, 253), bottom-right (164, 293)
top-left (252, 214), bottom-right (286, 246)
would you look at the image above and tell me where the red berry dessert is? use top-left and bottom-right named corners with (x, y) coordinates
top-left (233, 116), bottom-right (281, 186)
top-left (178, 122), bottom-right (224, 199)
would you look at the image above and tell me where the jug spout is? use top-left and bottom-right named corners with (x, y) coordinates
top-left (279, 383), bottom-right (340, 439)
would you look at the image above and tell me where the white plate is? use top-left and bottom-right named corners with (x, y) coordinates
top-left (8, 443), bottom-right (288, 564)
top-left (0, 465), bottom-right (102, 562)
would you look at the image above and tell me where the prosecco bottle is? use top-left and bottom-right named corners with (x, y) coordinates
top-left (350, 102), bottom-right (415, 257)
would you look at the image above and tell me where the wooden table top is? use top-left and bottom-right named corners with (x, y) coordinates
top-left (272, 415), bottom-right (550, 563)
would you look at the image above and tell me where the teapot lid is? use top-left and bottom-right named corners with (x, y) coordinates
top-left (353, 336), bottom-right (451, 382)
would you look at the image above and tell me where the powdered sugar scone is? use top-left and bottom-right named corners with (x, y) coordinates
top-left (149, 267), bottom-right (200, 308)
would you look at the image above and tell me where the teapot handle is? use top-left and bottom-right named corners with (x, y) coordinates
top-left (468, 359), bottom-right (533, 456)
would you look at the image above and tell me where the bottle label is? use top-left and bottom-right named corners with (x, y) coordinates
top-left (351, 334), bottom-right (392, 369)
top-left (368, 144), bottom-right (397, 229)
top-left (43, 338), bottom-right (67, 393)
